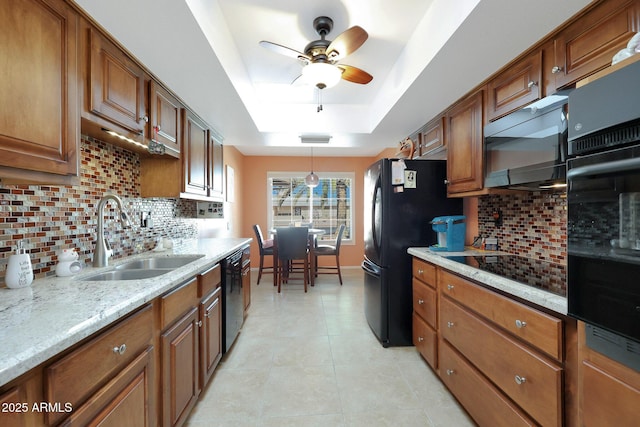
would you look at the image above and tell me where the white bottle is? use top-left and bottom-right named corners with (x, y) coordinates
top-left (5, 242), bottom-right (34, 289)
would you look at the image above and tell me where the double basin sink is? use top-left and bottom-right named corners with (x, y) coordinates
top-left (79, 255), bottom-right (204, 281)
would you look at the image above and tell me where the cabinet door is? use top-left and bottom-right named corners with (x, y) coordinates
top-left (487, 51), bottom-right (542, 121)
top-left (62, 346), bottom-right (155, 427)
top-left (582, 360), bottom-right (640, 427)
top-left (0, 386), bottom-right (27, 427)
top-left (419, 116), bottom-right (445, 157)
top-left (446, 90), bottom-right (484, 194)
top-left (0, 0), bottom-right (79, 178)
top-left (161, 307), bottom-right (199, 427)
top-left (149, 80), bottom-right (181, 158)
top-left (88, 28), bottom-right (146, 135)
top-left (200, 288), bottom-right (222, 388)
top-left (182, 109), bottom-right (209, 198)
top-left (552, 0), bottom-right (640, 88)
top-left (210, 135), bottom-right (224, 199)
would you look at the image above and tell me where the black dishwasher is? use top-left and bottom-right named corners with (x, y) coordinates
top-left (222, 249), bottom-right (244, 353)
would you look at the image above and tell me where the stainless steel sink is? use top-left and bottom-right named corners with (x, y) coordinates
top-left (81, 269), bottom-right (171, 281)
top-left (114, 255), bottom-right (204, 270)
top-left (79, 255), bottom-right (204, 281)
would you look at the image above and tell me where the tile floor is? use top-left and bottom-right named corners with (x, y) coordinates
top-left (186, 267), bottom-right (475, 427)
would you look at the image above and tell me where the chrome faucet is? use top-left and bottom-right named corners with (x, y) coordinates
top-left (94, 194), bottom-right (131, 268)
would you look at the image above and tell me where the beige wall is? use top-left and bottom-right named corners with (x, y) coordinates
top-left (240, 155), bottom-right (377, 267)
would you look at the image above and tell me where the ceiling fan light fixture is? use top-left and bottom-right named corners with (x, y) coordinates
top-left (302, 62), bottom-right (342, 89)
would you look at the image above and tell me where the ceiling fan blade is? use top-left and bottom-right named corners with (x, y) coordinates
top-left (259, 40), bottom-right (310, 62)
top-left (337, 64), bottom-right (373, 84)
top-left (326, 26), bottom-right (368, 61)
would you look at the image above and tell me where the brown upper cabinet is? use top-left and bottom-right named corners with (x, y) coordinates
top-left (149, 81), bottom-right (182, 158)
top-left (0, 0), bottom-right (80, 184)
top-left (140, 108), bottom-right (224, 201)
top-left (445, 90), bottom-right (484, 195)
top-left (85, 26), bottom-right (147, 136)
top-left (416, 116), bottom-right (446, 159)
top-left (487, 51), bottom-right (542, 121)
top-left (550, 0), bottom-right (640, 89)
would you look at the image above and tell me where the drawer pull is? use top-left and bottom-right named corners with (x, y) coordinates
top-left (417, 298), bottom-right (424, 305)
top-left (198, 320), bottom-right (203, 327)
top-left (418, 336), bottom-right (424, 342)
top-left (447, 284), bottom-right (454, 291)
top-left (515, 319), bottom-right (527, 329)
top-left (417, 268), bottom-right (424, 276)
top-left (515, 375), bottom-right (527, 385)
top-left (446, 369), bottom-right (455, 376)
top-left (447, 321), bottom-right (455, 328)
top-left (112, 344), bottom-right (127, 356)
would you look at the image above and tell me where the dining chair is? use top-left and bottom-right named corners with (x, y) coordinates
top-left (274, 226), bottom-right (310, 292)
top-left (314, 224), bottom-right (345, 285)
top-left (252, 224), bottom-right (274, 285)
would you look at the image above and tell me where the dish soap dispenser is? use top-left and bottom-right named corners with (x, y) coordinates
top-left (5, 241), bottom-right (34, 289)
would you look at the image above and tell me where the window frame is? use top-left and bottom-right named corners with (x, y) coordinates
top-left (266, 171), bottom-right (355, 245)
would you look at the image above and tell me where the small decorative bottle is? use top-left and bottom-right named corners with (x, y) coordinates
top-left (5, 241), bottom-right (34, 289)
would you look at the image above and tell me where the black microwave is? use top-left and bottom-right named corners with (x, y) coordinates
top-left (484, 94), bottom-right (570, 189)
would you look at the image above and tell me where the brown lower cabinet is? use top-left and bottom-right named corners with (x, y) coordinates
top-left (578, 322), bottom-right (640, 427)
top-left (412, 258), bottom-right (571, 427)
top-left (0, 259), bottom-right (232, 427)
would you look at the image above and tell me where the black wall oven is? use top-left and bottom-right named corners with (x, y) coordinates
top-left (567, 59), bottom-right (640, 370)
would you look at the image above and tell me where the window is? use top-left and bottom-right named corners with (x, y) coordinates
top-left (267, 172), bottom-right (354, 244)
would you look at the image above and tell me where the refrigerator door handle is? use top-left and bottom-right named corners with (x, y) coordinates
top-left (372, 178), bottom-right (382, 257)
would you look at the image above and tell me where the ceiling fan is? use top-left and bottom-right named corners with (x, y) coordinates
top-left (259, 16), bottom-right (373, 90)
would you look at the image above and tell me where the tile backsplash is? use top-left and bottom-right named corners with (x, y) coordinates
top-left (478, 191), bottom-right (567, 265)
top-left (0, 136), bottom-right (201, 284)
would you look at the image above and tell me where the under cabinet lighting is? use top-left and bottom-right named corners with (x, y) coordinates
top-left (102, 128), bottom-right (147, 149)
top-left (539, 183), bottom-right (567, 189)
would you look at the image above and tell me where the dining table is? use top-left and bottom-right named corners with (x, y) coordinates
top-left (270, 227), bottom-right (326, 287)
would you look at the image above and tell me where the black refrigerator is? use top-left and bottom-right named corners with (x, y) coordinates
top-left (362, 159), bottom-right (462, 347)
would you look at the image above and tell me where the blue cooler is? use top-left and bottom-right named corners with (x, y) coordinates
top-left (430, 215), bottom-right (466, 252)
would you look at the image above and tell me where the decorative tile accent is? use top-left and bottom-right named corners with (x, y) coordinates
top-left (0, 137), bottom-right (199, 283)
top-left (478, 191), bottom-right (567, 265)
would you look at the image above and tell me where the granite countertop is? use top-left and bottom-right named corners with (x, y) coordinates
top-left (0, 237), bottom-right (251, 387)
top-left (408, 247), bottom-right (567, 315)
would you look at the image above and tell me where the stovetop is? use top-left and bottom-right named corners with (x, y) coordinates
top-left (446, 255), bottom-right (567, 297)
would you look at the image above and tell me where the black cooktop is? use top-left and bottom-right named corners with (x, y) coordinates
top-left (446, 255), bottom-right (567, 297)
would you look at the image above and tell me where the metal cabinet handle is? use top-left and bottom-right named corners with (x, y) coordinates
top-left (418, 298), bottom-right (424, 305)
top-left (446, 369), bottom-right (455, 376)
top-left (140, 115), bottom-right (149, 123)
top-left (527, 80), bottom-right (537, 89)
top-left (112, 344), bottom-right (127, 355)
top-left (447, 321), bottom-right (455, 328)
top-left (515, 375), bottom-right (527, 385)
top-left (198, 320), bottom-right (203, 327)
top-left (447, 284), bottom-right (454, 291)
top-left (515, 319), bottom-right (527, 329)
top-left (551, 66), bottom-right (563, 74)
top-left (417, 268), bottom-right (423, 276)
top-left (444, 179), bottom-right (450, 185)
top-left (418, 336), bottom-right (424, 342)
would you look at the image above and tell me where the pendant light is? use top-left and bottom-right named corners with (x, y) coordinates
top-left (305, 147), bottom-right (319, 187)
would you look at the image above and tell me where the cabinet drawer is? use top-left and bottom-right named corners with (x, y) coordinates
top-left (198, 263), bottom-right (221, 298)
top-left (45, 304), bottom-right (153, 426)
top-left (441, 297), bottom-right (562, 427)
top-left (413, 278), bottom-right (437, 328)
top-left (440, 341), bottom-right (536, 427)
top-left (161, 277), bottom-right (198, 329)
top-left (413, 313), bottom-right (437, 369)
top-left (439, 269), bottom-right (562, 360)
top-left (412, 259), bottom-right (436, 287)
